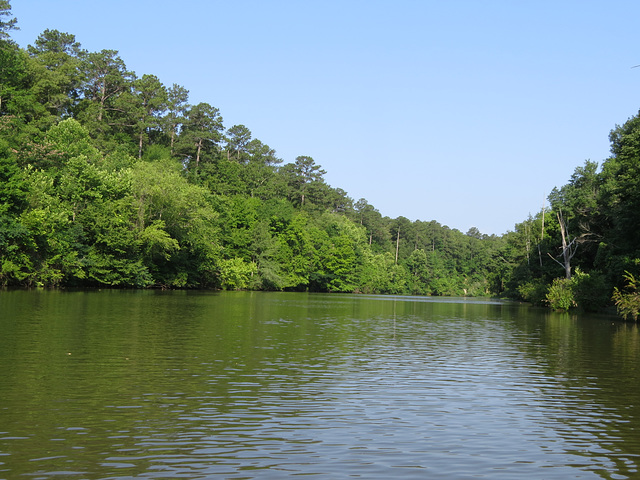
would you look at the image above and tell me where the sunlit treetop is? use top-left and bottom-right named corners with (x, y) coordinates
top-left (0, 0), bottom-right (18, 40)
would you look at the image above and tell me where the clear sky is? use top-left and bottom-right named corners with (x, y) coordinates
top-left (9, 0), bottom-right (640, 235)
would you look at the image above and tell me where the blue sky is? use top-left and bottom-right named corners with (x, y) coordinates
top-left (9, 1), bottom-right (640, 235)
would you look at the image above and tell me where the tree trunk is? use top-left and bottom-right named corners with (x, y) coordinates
top-left (548, 210), bottom-right (577, 279)
top-left (558, 211), bottom-right (572, 279)
top-left (196, 139), bottom-right (202, 167)
top-left (539, 196), bottom-right (545, 267)
top-left (98, 80), bottom-right (106, 122)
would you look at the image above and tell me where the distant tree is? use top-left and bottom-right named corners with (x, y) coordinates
top-left (163, 84), bottom-right (189, 155)
top-left (177, 102), bottom-right (224, 171)
top-left (246, 139), bottom-right (281, 166)
top-left (600, 113), bottom-right (640, 258)
top-left (27, 29), bottom-right (84, 119)
top-left (225, 124), bottom-right (252, 163)
top-left (130, 74), bottom-right (167, 158)
top-left (466, 227), bottom-right (484, 239)
top-left (0, 0), bottom-right (18, 40)
top-left (353, 198), bottom-right (390, 249)
top-left (282, 155), bottom-right (326, 207)
top-left (0, 40), bottom-right (30, 116)
top-left (76, 49), bottom-right (134, 146)
top-left (28, 28), bottom-right (82, 56)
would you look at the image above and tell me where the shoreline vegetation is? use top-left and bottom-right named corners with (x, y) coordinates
top-left (1, 2), bottom-right (639, 319)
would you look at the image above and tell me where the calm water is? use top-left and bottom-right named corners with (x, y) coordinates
top-left (0, 290), bottom-right (639, 479)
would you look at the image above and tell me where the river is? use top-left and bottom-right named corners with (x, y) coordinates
top-left (0, 290), bottom-right (638, 479)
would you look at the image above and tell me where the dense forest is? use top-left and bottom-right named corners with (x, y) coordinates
top-left (1, 2), bottom-right (639, 318)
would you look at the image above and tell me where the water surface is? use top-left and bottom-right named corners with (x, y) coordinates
top-left (0, 290), bottom-right (638, 479)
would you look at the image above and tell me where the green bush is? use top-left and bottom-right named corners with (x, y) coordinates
top-left (572, 269), bottom-right (609, 312)
top-left (546, 277), bottom-right (576, 312)
top-left (612, 271), bottom-right (640, 321)
top-left (219, 257), bottom-right (258, 290)
top-left (517, 279), bottom-right (548, 305)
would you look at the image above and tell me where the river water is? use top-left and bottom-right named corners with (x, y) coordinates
top-left (0, 290), bottom-right (638, 479)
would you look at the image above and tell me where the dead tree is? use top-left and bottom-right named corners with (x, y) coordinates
top-left (547, 209), bottom-right (578, 279)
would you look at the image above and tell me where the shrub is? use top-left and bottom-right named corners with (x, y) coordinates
top-left (517, 279), bottom-right (548, 305)
top-left (219, 257), bottom-right (257, 290)
top-left (572, 269), bottom-right (609, 312)
top-left (546, 277), bottom-right (576, 312)
top-left (612, 271), bottom-right (640, 321)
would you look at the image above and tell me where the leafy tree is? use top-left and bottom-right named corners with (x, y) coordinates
top-left (219, 257), bottom-right (257, 290)
top-left (572, 269), bottom-right (608, 312)
top-left (0, 138), bottom-right (30, 286)
top-left (354, 198), bottom-right (390, 250)
top-left (282, 155), bottom-right (326, 207)
top-left (612, 271), bottom-right (640, 321)
top-left (177, 102), bottom-right (224, 173)
top-left (595, 113), bottom-right (640, 283)
top-left (129, 74), bottom-right (167, 158)
top-left (310, 213), bottom-right (366, 292)
top-left (247, 138), bottom-right (281, 166)
top-left (405, 248), bottom-right (431, 295)
top-left (358, 251), bottom-right (396, 294)
top-left (46, 117), bottom-right (100, 160)
top-left (241, 161), bottom-right (280, 199)
top-left (27, 29), bottom-right (84, 120)
top-left (0, 0), bottom-right (17, 40)
top-left (273, 211), bottom-right (315, 290)
top-left (75, 49), bottom-right (134, 147)
top-left (225, 124), bottom-right (252, 163)
top-left (163, 83), bottom-right (189, 155)
top-left (0, 140), bottom-right (25, 214)
top-left (130, 159), bottom-right (221, 287)
top-left (0, 42), bottom-right (37, 118)
top-left (249, 219), bottom-right (287, 290)
top-left (215, 194), bottom-right (260, 261)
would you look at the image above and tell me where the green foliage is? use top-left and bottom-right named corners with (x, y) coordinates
top-left (26, 29), bottom-right (83, 120)
top-left (534, 269), bottom-right (608, 312)
top-left (6, 9), bottom-right (640, 306)
top-left (130, 159), bottom-right (220, 287)
top-left (612, 271), bottom-right (640, 321)
top-left (517, 279), bottom-right (550, 305)
top-left (46, 118), bottom-right (99, 160)
top-left (0, 16), bottom-right (514, 294)
top-left (0, 41), bottom-right (32, 118)
top-left (219, 257), bottom-right (257, 290)
top-left (572, 269), bottom-right (609, 312)
top-left (177, 102), bottom-right (224, 172)
top-left (0, 215), bottom-right (33, 286)
top-left (309, 213), bottom-right (366, 292)
top-left (546, 277), bottom-right (577, 312)
top-left (142, 144), bottom-right (171, 162)
top-left (0, 1), bottom-right (17, 40)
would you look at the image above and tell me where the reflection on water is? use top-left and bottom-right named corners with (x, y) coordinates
top-left (0, 290), bottom-right (638, 479)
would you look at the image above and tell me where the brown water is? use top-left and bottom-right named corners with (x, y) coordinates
top-left (0, 290), bottom-right (638, 479)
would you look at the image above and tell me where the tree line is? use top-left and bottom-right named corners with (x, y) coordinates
top-left (1, 2), bottom-right (639, 318)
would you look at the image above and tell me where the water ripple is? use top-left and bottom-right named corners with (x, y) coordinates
top-left (1, 292), bottom-right (638, 479)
